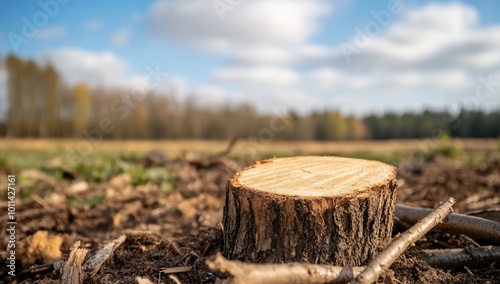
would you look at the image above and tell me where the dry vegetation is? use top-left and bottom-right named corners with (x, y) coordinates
top-left (0, 138), bottom-right (497, 156)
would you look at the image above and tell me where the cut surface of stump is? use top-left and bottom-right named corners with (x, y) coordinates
top-left (223, 156), bottom-right (397, 266)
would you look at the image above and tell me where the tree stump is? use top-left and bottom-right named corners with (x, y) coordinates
top-left (223, 156), bottom-right (397, 266)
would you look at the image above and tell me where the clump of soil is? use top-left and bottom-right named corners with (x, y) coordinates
top-left (1, 155), bottom-right (499, 283)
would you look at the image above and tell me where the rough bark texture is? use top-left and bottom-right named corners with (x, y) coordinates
top-left (223, 156), bottom-right (397, 266)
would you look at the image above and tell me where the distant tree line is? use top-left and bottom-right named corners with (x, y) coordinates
top-left (0, 54), bottom-right (499, 140)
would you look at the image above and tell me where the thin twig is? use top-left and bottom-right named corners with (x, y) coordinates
top-left (352, 197), bottom-right (456, 284)
top-left (31, 194), bottom-right (54, 212)
top-left (207, 252), bottom-right (364, 284)
top-left (161, 266), bottom-right (191, 274)
top-left (26, 262), bottom-right (55, 274)
top-left (415, 246), bottom-right (500, 268)
top-left (396, 204), bottom-right (500, 242)
top-left (218, 136), bottom-right (238, 157)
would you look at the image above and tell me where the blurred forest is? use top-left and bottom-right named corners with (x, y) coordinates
top-left (1, 54), bottom-right (499, 140)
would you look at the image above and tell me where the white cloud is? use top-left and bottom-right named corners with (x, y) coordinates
top-left (232, 45), bottom-right (294, 65)
top-left (278, 2), bottom-right (500, 114)
top-left (156, 75), bottom-right (187, 96)
top-left (149, 0), bottom-right (330, 52)
top-left (194, 84), bottom-right (231, 105)
top-left (193, 84), bottom-right (249, 107)
top-left (231, 43), bottom-right (332, 65)
top-left (110, 28), bottom-right (131, 47)
top-left (35, 26), bottom-right (66, 39)
top-left (42, 48), bottom-right (129, 86)
top-left (41, 48), bottom-right (189, 95)
top-left (310, 68), bottom-right (348, 88)
top-left (272, 89), bottom-right (324, 111)
top-left (114, 2), bottom-right (500, 114)
top-left (312, 2), bottom-right (500, 75)
top-left (84, 20), bottom-right (104, 31)
top-left (309, 67), bottom-right (471, 91)
top-left (213, 66), bottom-right (299, 87)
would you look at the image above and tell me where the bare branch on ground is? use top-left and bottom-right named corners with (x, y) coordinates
top-left (352, 197), bottom-right (456, 284)
top-left (396, 204), bottom-right (500, 242)
top-left (415, 246), bottom-right (500, 268)
top-left (206, 252), bottom-right (364, 284)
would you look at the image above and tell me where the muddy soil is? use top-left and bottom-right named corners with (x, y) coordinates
top-left (1, 156), bottom-right (499, 283)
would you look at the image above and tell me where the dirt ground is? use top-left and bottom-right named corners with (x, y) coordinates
top-left (1, 153), bottom-right (499, 283)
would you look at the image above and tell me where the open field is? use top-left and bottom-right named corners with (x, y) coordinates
top-left (1, 137), bottom-right (498, 155)
top-left (0, 139), bottom-right (499, 283)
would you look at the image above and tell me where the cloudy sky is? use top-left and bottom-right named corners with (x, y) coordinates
top-left (0, 0), bottom-right (499, 115)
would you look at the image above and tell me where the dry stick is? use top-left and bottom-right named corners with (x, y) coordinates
top-left (218, 136), bottom-right (238, 157)
top-left (207, 199), bottom-right (494, 284)
top-left (416, 246), bottom-right (500, 269)
top-left (207, 252), bottom-right (365, 284)
top-left (352, 197), bottom-right (456, 284)
top-left (84, 235), bottom-right (127, 276)
top-left (396, 204), bottom-right (500, 242)
top-left (161, 266), bottom-right (192, 274)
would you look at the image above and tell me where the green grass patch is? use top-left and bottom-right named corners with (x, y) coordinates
top-left (19, 186), bottom-right (36, 200)
top-left (260, 150), bottom-right (405, 165)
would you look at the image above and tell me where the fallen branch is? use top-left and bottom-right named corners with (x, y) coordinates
top-left (396, 204), bottom-right (500, 242)
top-left (415, 246), bottom-right (500, 269)
top-left (466, 209), bottom-right (500, 223)
top-left (206, 253), bottom-right (364, 284)
top-left (352, 197), bottom-right (456, 284)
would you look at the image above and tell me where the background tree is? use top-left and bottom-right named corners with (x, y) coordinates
top-left (5, 54), bottom-right (23, 138)
top-left (41, 65), bottom-right (61, 137)
top-left (73, 82), bottom-right (91, 137)
top-left (1, 54), bottom-right (499, 141)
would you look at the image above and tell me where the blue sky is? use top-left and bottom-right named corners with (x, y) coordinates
top-left (1, 0), bottom-right (499, 115)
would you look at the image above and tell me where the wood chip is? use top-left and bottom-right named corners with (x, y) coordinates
top-left (161, 266), bottom-right (192, 274)
top-left (136, 276), bottom-right (155, 284)
top-left (61, 241), bottom-right (88, 284)
top-left (169, 274), bottom-right (184, 284)
top-left (84, 235), bottom-right (127, 276)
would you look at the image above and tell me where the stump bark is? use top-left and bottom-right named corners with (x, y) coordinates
top-left (223, 156), bottom-right (397, 266)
